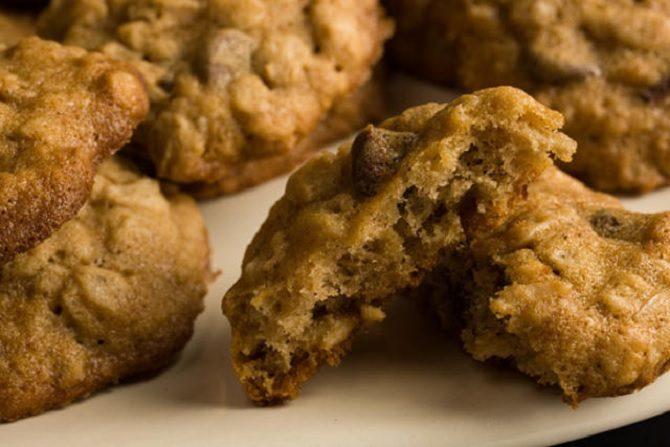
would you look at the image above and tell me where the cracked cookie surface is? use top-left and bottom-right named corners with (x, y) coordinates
top-left (222, 87), bottom-right (575, 404)
top-left (38, 0), bottom-right (392, 187)
top-left (430, 168), bottom-right (670, 403)
top-left (0, 157), bottom-right (211, 423)
top-left (387, 0), bottom-right (670, 193)
top-left (0, 37), bottom-right (148, 264)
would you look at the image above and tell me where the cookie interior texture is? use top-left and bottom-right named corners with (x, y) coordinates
top-left (428, 168), bottom-right (670, 403)
top-left (387, 0), bottom-right (670, 193)
top-left (222, 87), bottom-right (576, 404)
top-left (184, 74), bottom-right (388, 198)
top-left (0, 157), bottom-right (211, 423)
top-left (38, 0), bottom-right (393, 187)
top-left (0, 37), bottom-right (149, 265)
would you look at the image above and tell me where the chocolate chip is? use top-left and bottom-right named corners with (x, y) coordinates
top-left (351, 126), bottom-right (418, 197)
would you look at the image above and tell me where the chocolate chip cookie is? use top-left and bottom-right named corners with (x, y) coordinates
top-left (387, 0), bottom-right (670, 193)
top-left (38, 0), bottom-right (392, 189)
top-left (427, 167), bottom-right (670, 403)
top-left (222, 87), bottom-right (575, 404)
top-left (0, 157), bottom-right (211, 422)
top-left (0, 37), bottom-right (148, 265)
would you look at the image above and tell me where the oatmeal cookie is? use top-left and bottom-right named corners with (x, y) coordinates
top-left (432, 168), bottom-right (670, 403)
top-left (387, 0), bottom-right (670, 193)
top-left (0, 157), bottom-right (211, 423)
top-left (185, 76), bottom-right (387, 198)
top-left (222, 87), bottom-right (575, 404)
top-left (38, 0), bottom-right (392, 187)
top-left (0, 10), bottom-right (36, 46)
top-left (0, 37), bottom-right (148, 265)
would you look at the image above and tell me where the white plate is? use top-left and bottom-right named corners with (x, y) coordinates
top-left (3, 76), bottom-right (670, 447)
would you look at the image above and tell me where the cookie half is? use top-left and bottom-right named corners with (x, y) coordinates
top-left (427, 167), bottom-right (670, 403)
top-left (0, 157), bottom-right (211, 423)
top-left (387, 0), bottom-right (670, 193)
top-left (222, 87), bottom-right (575, 404)
top-left (0, 37), bottom-right (149, 264)
top-left (39, 0), bottom-right (393, 187)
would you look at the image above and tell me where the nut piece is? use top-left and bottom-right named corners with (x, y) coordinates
top-left (351, 126), bottom-right (418, 197)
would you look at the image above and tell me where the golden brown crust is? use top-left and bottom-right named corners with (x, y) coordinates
top-left (183, 76), bottom-right (388, 198)
top-left (387, 0), bottom-right (670, 193)
top-left (0, 157), bottom-right (210, 423)
top-left (38, 0), bottom-right (393, 186)
top-left (222, 87), bottom-right (575, 404)
top-left (0, 37), bottom-right (149, 265)
top-left (432, 168), bottom-right (670, 403)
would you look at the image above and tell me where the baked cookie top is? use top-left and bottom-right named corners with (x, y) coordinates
top-left (388, 0), bottom-right (670, 192)
top-left (223, 87), bottom-right (575, 404)
top-left (0, 157), bottom-right (211, 422)
top-left (459, 168), bottom-right (670, 403)
top-left (0, 37), bottom-right (149, 265)
top-left (38, 0), bottom-right (392, 184)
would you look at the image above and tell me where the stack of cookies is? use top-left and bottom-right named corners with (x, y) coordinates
top-left (0, 37), bottom-right (211, 421)
top-left (3, 0), bottom-right (670, 424)
top-left (0, 0), bottom-right (392, 422)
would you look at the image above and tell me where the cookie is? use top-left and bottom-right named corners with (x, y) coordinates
top-left (428, 168), bottom-right (670, 403)
top-left (0, 37), bottom-right (149, 265)
top-left (387, 0), bottom-right (670, 193)
top-left (38, 0), bottom-right (393, 188)
top-left (185, 75), bottom-right (387, 198)
top-left (0, 157), bottom-right (211, 422)
top-left (0, 10), bottom-right (36, 46)
top-left (222, 87), bottom-right (575, 404)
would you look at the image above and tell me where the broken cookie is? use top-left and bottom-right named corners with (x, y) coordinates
top-left (430, 168), bottom-right (670, 403)
top-left (222, 87), bottom-right (575, 404)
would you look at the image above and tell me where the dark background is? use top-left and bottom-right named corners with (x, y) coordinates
top-left (556, 412), bottom-right (669, 446)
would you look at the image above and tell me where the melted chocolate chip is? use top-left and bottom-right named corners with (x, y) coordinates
top-left (351, 126), bottom-right (418, 197)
